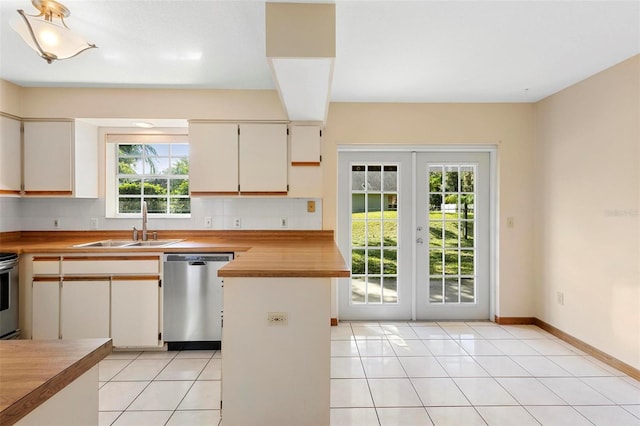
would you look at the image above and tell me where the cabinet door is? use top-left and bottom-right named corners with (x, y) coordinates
top-left (239, 123), bottom-right (288, 194)
top-left (32, 279), bottom-right (60, 340)
top-left (0, 116), bottom-right (22, 195)
top-left (60, 280), bottom-right (110, 340)
top-left (23, 121), bottom-right (73, 195)
top-left (189, 123), bottom-right (239, 195)
top-left (111, 278), bottom-right (159, 347)
top-left (290, 125), bottom-right (321, 165)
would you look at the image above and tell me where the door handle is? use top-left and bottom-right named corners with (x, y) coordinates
top-left (416, 238), bottom-right (424, 244)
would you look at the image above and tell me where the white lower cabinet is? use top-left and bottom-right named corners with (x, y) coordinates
top-left (32, 279), bottom-right (61, 340)
top-left (111, 278), bottom-right (160, 347)
top-left (60, 279), bottom-right (110, 340)
top-left (30, 255), bottom-right (161, 348)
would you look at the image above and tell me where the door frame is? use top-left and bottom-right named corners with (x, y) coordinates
top-left (336, 144), bottom-right (498, 322)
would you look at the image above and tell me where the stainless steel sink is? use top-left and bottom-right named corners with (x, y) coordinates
top-left (72, 239), bottom-right (183, 248)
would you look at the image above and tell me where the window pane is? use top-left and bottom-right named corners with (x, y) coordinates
top-left (367, 165), bottom-right (381, 191)
top-left (461, 278), bottom-right (475, 303)
top-left (367, 277), bottom-right (381, 303)
top-left (461, 250), bottom-right (474, 275)
top-left (148, 144), bottom-right (168, 156)
top-left (119, 198), bottom-right (140, 213)
top-left (352, 165), bottom-right (365, 191)
top-left (383, 165), bottom-right (397, 191)
top-left (383, 221), bottom-right (397, 247)
top-left (459, 221), bottom-right (474, 247)
top-left (351, 277), bottom-right (366, 303)
top-left (444, 166), bottom-right (458, 192)
top-left (118, 144), bottom-right (142, 157)
top-left (382, 249), bottom-right (397, 274)
top-left (170, 178), bottom-right (189, 195)
top-left (429, 249), bottom-right (442, 275)
top-left (366, 194), bottom-right (382, 217)
top-left (351, 249), bottom-right (365, 274)
top-left (444, 221), bottom-right (459, 247)
top-left (383, 277), bottom-right (398, 303)
top-left (366, 221), bottom-right (381, 246)
top-left (430, 278), bottom-right (443, 303)
top-left (445, 278), bottom-right (459, 303)
top-left (444, 250), bottom-right (458, 275)
top-left (384, 194), bottom-right (398, 212)
top-left (151, 157), bottom-right (170, 175)
top-left (170, 198), bottom-right (190, 214)
top-left (368, 249), bottom-right (381, 274)
top-left (352, 221), bottom-right (365, 247)
top-left (144, 179), bottom-right (167, 195)
top-left (429, 167), bottom-right (443, 192)
top-left (171, 158), bottom-right (189, 175)
top-left (146, 198), bottom-right (167, 214)
top-left (119, 158), bottom-right (143, 174)
top-left (460, 166), bottom-right (474, 192)
top-left (119, 178), bottom-right (141, 195)
top-left (429, 221), bottom-right (443, 247)
top-left (171, 144), bottom-right (189, 157)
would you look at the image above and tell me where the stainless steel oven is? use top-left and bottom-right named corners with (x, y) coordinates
top-left (0, 253), bottom-right (19, 339)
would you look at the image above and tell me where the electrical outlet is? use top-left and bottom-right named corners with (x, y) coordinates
top-left (90, 218), bottom-right (99, 230)
top-left (53, 218), bottom-right (60, 229)
top-left (233, 218), bottom-right (241, 229)
top-left (267, 312), bottom-right (288, 325)
top-left (204, 216), bottom-right (213, 228)
top-left (280, 217), bottom-right (288, 228)
top-left (556, 291), bottom-right (564, 305)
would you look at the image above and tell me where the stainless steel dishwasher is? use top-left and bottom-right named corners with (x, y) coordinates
top-left (163, 253), bottom-right (232, 350)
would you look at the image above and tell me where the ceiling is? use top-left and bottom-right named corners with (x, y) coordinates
top-left (0, 0), bottom-right (638, 103)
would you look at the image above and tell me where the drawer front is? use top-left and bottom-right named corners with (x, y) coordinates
top-left (33, 257), bottom-right (61, 275)
top-left (62, 256), bottom-right (160, 275)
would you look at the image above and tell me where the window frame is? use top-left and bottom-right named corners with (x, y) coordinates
top-left (106, 133), bottom-right (190, 219)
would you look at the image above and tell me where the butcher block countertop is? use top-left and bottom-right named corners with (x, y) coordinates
top-left (0, 338), bottom-right (112, 425)
top-left (0, 230), bottom-right (350, 278)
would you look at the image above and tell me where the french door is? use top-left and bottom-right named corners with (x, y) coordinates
top-left (337, 149), bottom-right (492, 321)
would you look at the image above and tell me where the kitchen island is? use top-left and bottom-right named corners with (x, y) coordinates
top-left (0, 338), bottom-right (112, 425)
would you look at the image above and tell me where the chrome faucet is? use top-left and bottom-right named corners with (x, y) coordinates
top-left (142, 201), bottom-right (148, 241)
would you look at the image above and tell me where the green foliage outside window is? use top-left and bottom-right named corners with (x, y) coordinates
top-left (117, 143), bottom-right (190, 215)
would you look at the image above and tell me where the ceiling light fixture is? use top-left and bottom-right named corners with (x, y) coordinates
top-left (10, 0), bottom-right (97, 64)
top-left (135, 122), bottom-right (155, 129)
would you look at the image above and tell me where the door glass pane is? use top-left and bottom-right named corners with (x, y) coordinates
top-left (428, 164), bottom-right (478, 304)
top-left (350, 163), bottom-right (400, 305)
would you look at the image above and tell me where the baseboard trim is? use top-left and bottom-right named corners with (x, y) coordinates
top-left (532, 318), bottom-right (640, 381)
top-left (331, 318), bottom-right (338, 327)
top-left (494, 316), bottom-right (535, 325)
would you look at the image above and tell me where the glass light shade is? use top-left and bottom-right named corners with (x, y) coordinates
top-left (10, 11), bottom-right (96, 63)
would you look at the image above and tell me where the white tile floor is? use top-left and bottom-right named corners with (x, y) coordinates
top-left (99, 322), bottom-right (640, 425)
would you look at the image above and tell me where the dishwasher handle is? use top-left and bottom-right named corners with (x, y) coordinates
top-left (189, 261), bottom-right (207, 266)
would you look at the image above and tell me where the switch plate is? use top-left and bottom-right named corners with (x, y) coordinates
top-left (280, 217), bottom-right (288, 228)
top-left (90, 218), bottom-right (99, 230)
top-left (556, 291), bottom-right (564, 305)
top-left (506, 217), bottom-right (514, 228)
top-left (53, 218), bottom-right (60, 229)
top-left (204, 216), bottom-right (213, 228)
top-left (307, 200), bottom-right (316, 213)
top-left (267, 312), bottom-right (288, 325)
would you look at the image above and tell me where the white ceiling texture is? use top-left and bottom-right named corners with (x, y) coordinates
top-left (0, 0), bottom-right (639, 103)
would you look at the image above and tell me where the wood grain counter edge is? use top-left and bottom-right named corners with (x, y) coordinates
top-left (0, 339), bottom-right (112, 426)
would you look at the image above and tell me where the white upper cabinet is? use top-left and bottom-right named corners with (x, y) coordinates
top-left (288, 124), bottom-right (323, 198)
top-left (23, 120), bottom-right (98, 197)
top-left (189, 122), bottom-right (239, 195)
top-left (189, 122), bottom-right (288, 196)
top-left (0, 115), bottom-right (22, 195)
top-left (290, 125), bottom-right (321, 165)
top-left (239, 123), bottom-right (288, 194)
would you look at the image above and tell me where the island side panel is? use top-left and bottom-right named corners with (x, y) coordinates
top-left (222, 277), bottom-right (331, 426)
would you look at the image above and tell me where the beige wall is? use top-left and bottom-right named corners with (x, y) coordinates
top-left (0, 79), bottom-right (22, 117)
top-left (323, 103), bottom-right (537, 317)
top-left (534, 55), bottom-right (640, 368)
top-left (17, 87), bottom-right (287, 120)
